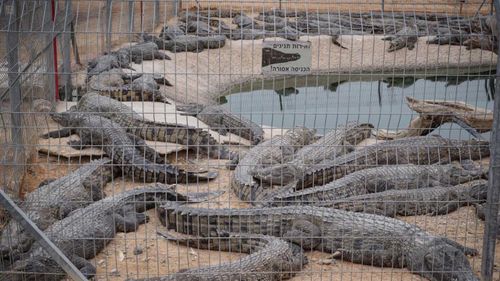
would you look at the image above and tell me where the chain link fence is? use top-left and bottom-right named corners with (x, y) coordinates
top-left (0, 1), bottom-right (499, 281)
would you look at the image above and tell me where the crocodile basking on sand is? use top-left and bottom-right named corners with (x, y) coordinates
top-left (383, 22), bottom-right (419, 52)
top-left (176, 103), bottom-right (265, 145)
top-left (318, 179), bottom-right (488, 217)
top-left (159, 203), bottom-right (480, 281)
top-left (296, 136), bottom-right (490, 189)
top-left (3, 185), bottom-right (222, 281)
top-left (128, 232), bottom-right (306, 281)
top-left (251, 122), bottom-right (373, 185)
top-left (0, 158), bottom-right (117, 265)
top-left (265, 163), bottom-right (487, 207)
top-left (233, 127), bottom-right (316, 203)
top-left (72, 93), bottom-right (234, 159)
top-left (43, 111), bottom-right (218, 184)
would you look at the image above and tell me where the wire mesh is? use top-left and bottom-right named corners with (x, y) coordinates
top-left (0, 1), bottom-right (499, 281)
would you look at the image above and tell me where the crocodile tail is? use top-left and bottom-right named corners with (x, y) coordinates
top-left (178, 170), bottom-right (219, 184)
top-left (250, 164), bottom-right (300, 185)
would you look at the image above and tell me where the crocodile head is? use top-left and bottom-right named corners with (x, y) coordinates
top-left (285, 127), bottom-right (317, 146)
top-left (407, 239), bottom-right (479, 281)
top-left (445, 161), bottom-right (487, 185)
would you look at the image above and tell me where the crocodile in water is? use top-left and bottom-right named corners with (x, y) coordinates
top-left (158, 203), bottom-right (480, 281)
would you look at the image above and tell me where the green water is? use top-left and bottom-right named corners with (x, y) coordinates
top-left (221, 72), bottom-right (495, 139)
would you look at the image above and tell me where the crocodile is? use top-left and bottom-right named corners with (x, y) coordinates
top-left (43, 111), bottom-right (218, 184)
top-left (318, 179), bottom-right (488, 217)
top-left (296, 136), bottom-right (490, 189)
top-left (265, 163), bottom-right (487, 207)
top-left (73, 93), bottom-right (234, 159)
top-left (87, 69), bottom-right (169, 102)
top-left (116, 42), bottom-right (171, 64)
top-left (262, 48), bottom-right (301, 67)
top-left (3, 185), bottom-right (222, 281)
top-left (474, 203), bottom-right (500, 239)
top-left (0, 158), bottom-right (117, 265)
top-left (127, 232), bottom-right (306, 281)
top-left (233, 127), bottom-right (316, 203)
top-left (87, 53), bottom-right (134, 78)
top-left (176, 103), bottom-right (265, 145)
top-left (158, 203), bottom-right (480, 281)
top-left (383, 22), bottom-right (419, 52)
top-left (251, 122), bottom-right (374, 185)
top-left (142, 33), bottom-right (226, 53)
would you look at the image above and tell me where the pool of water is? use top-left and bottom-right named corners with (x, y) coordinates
top-left (221, 72), bottom-right (495, 140)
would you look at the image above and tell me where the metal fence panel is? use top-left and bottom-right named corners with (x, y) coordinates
top-left (0, 1), bottom-right (498, 281)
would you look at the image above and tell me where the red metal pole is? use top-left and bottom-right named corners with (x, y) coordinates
top-left (51, 0), bottom-right (60, 100)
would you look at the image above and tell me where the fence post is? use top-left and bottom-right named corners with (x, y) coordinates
top-left (128, 0), bottom-right (134, 33)
top-left (481, 1), bottom-right (500, 280)
top-left (105, 0), bottom-right (112, 52)
top-left (5, 0), bottom-right (24, 198)
top-left (61, 0), bottom-right (73, 100)
top-left (44, 1), bottom-right (56, 101)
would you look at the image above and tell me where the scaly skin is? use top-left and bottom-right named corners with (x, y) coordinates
top-left (232, 127), bottom-right (316, 203)
top-left (74, 93), bottom-right (234, 159)
top-left (296, 136), bottom-right (490, 189)
top-left (474, 203), bottom-right (500, 239)
top-left (158, 203), bottom-right (480, 281)
top-left (384, 23), bottom-right (419, 52)
top-left (127, 233), bottom-right (306, 281)
top-left (318, 179), bottom-right (488, 217)
top-left (251, 122), bottom-right (373, 185)
top-left (3, 185), bottom-right (220, 281)
top-left (0, 158), bottom-right (117, 265)
top-left (266, 164), bottom-right (487, 207)
top-left (176, 103), bottom-right (265, 145)
top-left (45, 111), bottom-right (218, 184)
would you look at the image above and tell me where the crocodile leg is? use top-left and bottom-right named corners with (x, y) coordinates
top-left (127, 133), bottom-right (167, 164)
top-left (113, 212), bottom-right (149, 233)
top-left (442, 237), bottom-right (478, 256)
top-left (40, 128), bottom-right (75, 139)
top-left (282, 220), bottom-right (321, 250)
top-left (71, 255), bottom-right (97, 279)
top-left (430, 201), bottom-right (461, 216)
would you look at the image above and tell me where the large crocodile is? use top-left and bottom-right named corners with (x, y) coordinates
top-left (318, 179), bottom-right (488, 217)
top-left (127, 232), bottom-right (306, 281)
top-left (158, 203), bottom-right (480, 281)
top-left (3, 185), bottom-right (221, 281)
top-left (383, 22), bottom-right (419, 52)
top-left (251, 122), bottom-right (374, 185)
top-left (87, 69), bottom-right (169, 102)
top-left (0, 158), bottom-right (117, 265)
top-left (176, 103), bottom-right (265, 145)
top-left (265, 163), bottom-right (487, 207)
top-left (296, 136), bottom-right (490, 189)
top-left (116, 42), bottom-right (171, 64)
top-left (233, 127), bottom-right (316, 203)
top-left (43, 111), bottom-right (218, 184)
top-left (73, 93), bottom-right (234, 159)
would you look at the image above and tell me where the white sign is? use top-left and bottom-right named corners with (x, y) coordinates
top-left (262, 41), bottom-right (312, 75)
